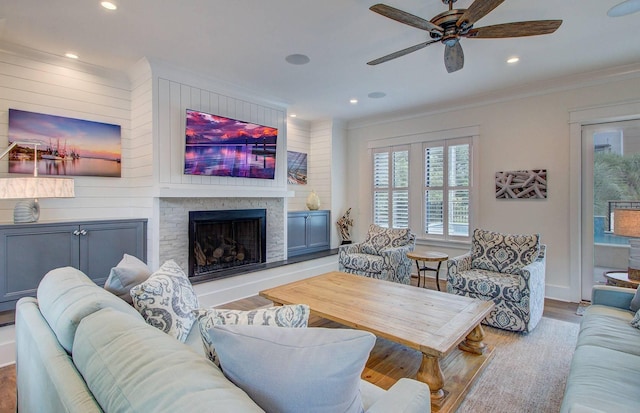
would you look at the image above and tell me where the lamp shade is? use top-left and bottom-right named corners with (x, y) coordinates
top-left (0, 177), bottom-right (74, 199)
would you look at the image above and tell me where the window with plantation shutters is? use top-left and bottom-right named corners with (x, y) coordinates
top-left (424, 138), bottom-right (471, 239)
top-left (372, 147), bottom-right (409, 228)
top-left (370, 130), bottom-right (475, 242)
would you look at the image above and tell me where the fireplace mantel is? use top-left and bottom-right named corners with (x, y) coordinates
top-left (158, 186), bottom-right (294, 198)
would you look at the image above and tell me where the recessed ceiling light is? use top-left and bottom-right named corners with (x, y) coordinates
top-left (285, 54), bottom-right (310, 65)
top-left (350, 99), bottom-right (358, 104)
top-left (289, 114), bottom-right (297, 118)
top-left (65, 53), bottom-right (79, 59)
top-left (101, 1), bottom-right (117, 10)
top-left (608, 0), bottom-right (640, 17)
top-left (507, 57), bottom-right (520, 64)
top-left (368, 92), bottom-right (386, 99)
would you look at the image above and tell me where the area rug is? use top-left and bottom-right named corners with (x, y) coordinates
top-left (456, 317), bottom-right (579, 413)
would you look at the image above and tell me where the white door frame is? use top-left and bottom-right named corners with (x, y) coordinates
top-left (569, 99), bottom-right (640, 302)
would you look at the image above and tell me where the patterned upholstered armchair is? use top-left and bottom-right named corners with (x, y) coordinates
top-left (338, 224), bottom-right (416, 284)
top-left (446, 228), bottom-right (546, 333)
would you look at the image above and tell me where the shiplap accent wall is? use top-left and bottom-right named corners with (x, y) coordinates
top-left (309, 120), bottom-right (333, 219)
top-left (128, 58), bottom-right (156, 265)
top-left (0, 49), bottom-right (143, 223)
top-left (286, 118), bottom-right (312, 211)
top-left (156, 77), bottom-right (287, 192)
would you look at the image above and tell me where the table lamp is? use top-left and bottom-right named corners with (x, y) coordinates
top-left (0, 142), bottom-right (75, 224)
top-left (613, 208), bottom-right (640, 281)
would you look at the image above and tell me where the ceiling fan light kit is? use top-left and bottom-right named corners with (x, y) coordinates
top-left (368, 0), bottom-right (562, 73)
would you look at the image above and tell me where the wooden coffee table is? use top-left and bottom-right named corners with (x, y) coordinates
top-left (260, 271), bottom-right (495, 413)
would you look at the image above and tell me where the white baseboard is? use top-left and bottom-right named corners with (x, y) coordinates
top-left (0, 324), bottom-right (15, 368)
top-left (545, 284), bottom-right (579, 303)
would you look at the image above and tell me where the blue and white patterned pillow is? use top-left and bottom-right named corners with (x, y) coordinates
top-left (194, 304), bottom-right (310, 366)
top-left (361, 224), bottom-right (410, 255)
top-left (471, 229), bottom-right (540, 274)
top-left (631, 310), bottom-right (640, 330)
top-left (130, 260), bottom-right (199, 343)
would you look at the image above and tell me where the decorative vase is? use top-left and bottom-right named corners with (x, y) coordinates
top-left (306, 190), bottom-right (320, 210)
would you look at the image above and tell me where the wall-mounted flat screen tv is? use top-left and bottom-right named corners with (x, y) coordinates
top-left (184, 109), bottom-right (278, 179)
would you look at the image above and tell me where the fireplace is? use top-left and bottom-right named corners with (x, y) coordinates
top-left (188, 209), bottom-right (267, 281)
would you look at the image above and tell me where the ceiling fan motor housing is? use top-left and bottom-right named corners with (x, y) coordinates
top-left (430, 9), bottom-right (469, 44)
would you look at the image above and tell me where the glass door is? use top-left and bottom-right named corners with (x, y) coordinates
top-left (581, 119), bottom-right (640, 300)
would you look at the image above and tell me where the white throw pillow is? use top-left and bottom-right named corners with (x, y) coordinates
top-left (130, 260), bottom-right (199, 342)
top-left (194, 304), bottom-right (309, 365)
top-left (104, 254), bottom-right (152, 304)
top-left (210, 324), bottom-right (376, 413)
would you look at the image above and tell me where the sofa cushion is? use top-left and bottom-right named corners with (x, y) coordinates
top-left (72, 308), bottom-right (263, 413)
top-left (471, 228), bottom-right (540, 274)
top-left (211, 324), bottom-right (376, 413)
top-left (103, 254), bottom-right (152, 304)
top-left (561, 345), bottom-right (640, 413)
top-left (194, 304), bottom-right (310, 365)
top-left (578, 306), bottom-right (640, 355)
top-left (37, 266), bottom-right (142, 353)
top-left (447, 267), bottom-right (523, 302)
top-left (361, 224), bottom-right (410, 255)
top-left (130, 260), bottom-right (199, 343)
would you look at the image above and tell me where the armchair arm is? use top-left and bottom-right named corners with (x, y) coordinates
top-left (447, 252), bottom-right (472, 276)
top-left (591, 285), bottom-right (635, 309)
top-left (518, 244), bottom-right (546, 282)
top-left (380, 244), bottom-right (415, 284)
top-left (338, 242), bottom-right (363, 255)
top-left (365, 378), bottom-right (431, 413)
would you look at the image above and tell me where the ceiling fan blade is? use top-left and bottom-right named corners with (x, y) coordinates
top-left (466, 20), bottom-right (562, 38)
top-left (457, 0), bottom-right (505, 28)
top-left (367, 40), bottom-right (439, 65)
top-left (370, 4), bottom-right (443, 33)
top-left (444, 41), bottom-right (464, 73)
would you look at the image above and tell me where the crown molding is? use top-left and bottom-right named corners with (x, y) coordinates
top-left (347, 62), bottom-right (640, 130)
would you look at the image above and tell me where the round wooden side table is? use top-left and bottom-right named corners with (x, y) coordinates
top-left (603, 271), bottom-right (640, 289)
top-left (406, 251), bottom-right (448, 290)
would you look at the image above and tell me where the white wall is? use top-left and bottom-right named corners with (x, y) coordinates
top-left (346, 69), bottom-right (640, 302)
top-left (0, 47), bottom-right (146, 223)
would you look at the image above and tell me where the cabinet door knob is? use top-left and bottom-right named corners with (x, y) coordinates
top-left (72, 230), bottom-right (81, 236)
top-left (80, 229), bottom-right (88, 236)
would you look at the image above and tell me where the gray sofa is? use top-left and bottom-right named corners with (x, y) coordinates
top-left (16, 266), bottom-right (431, 413)
top-left (560, 285), bottom-right (640, 413)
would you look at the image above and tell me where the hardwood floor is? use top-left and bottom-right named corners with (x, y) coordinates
top-left (0, 274), bottom-right (581, 413)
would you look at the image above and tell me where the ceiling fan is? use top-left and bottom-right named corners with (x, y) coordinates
top-left (367, 0), bottom-right (562, 73)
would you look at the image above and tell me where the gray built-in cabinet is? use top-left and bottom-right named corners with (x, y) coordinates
top-left (0, 218), bottom-right (147, 311)
top-left (287, 210), bottom-right (330, 257)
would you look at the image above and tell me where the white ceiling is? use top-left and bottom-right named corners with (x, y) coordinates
top-left (1, 0), bottom-right (639, 122)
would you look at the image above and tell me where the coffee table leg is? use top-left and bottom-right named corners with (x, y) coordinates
top-left (458, 324), bottom-right (488, 355)
top-left (417, 354), bottom-right (445, 399)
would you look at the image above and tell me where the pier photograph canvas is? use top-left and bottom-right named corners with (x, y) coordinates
top-left (8, 109), bottom-right (121, 177)
top-left (184, 109), bottom-right (278, 180)
top-left (287, 150), bottom-right (307, 185)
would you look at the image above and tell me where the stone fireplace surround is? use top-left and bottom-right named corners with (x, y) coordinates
top-left (158, 197), bottom-right (285, 282)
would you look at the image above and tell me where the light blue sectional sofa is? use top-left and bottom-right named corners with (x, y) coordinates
top-left (560, 285), bottom-right (640, 413)
top-left (16, 266), bottom-right (431, 413)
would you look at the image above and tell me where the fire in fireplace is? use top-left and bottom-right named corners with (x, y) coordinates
top-left (188, 209), bottom-right (266, 281)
